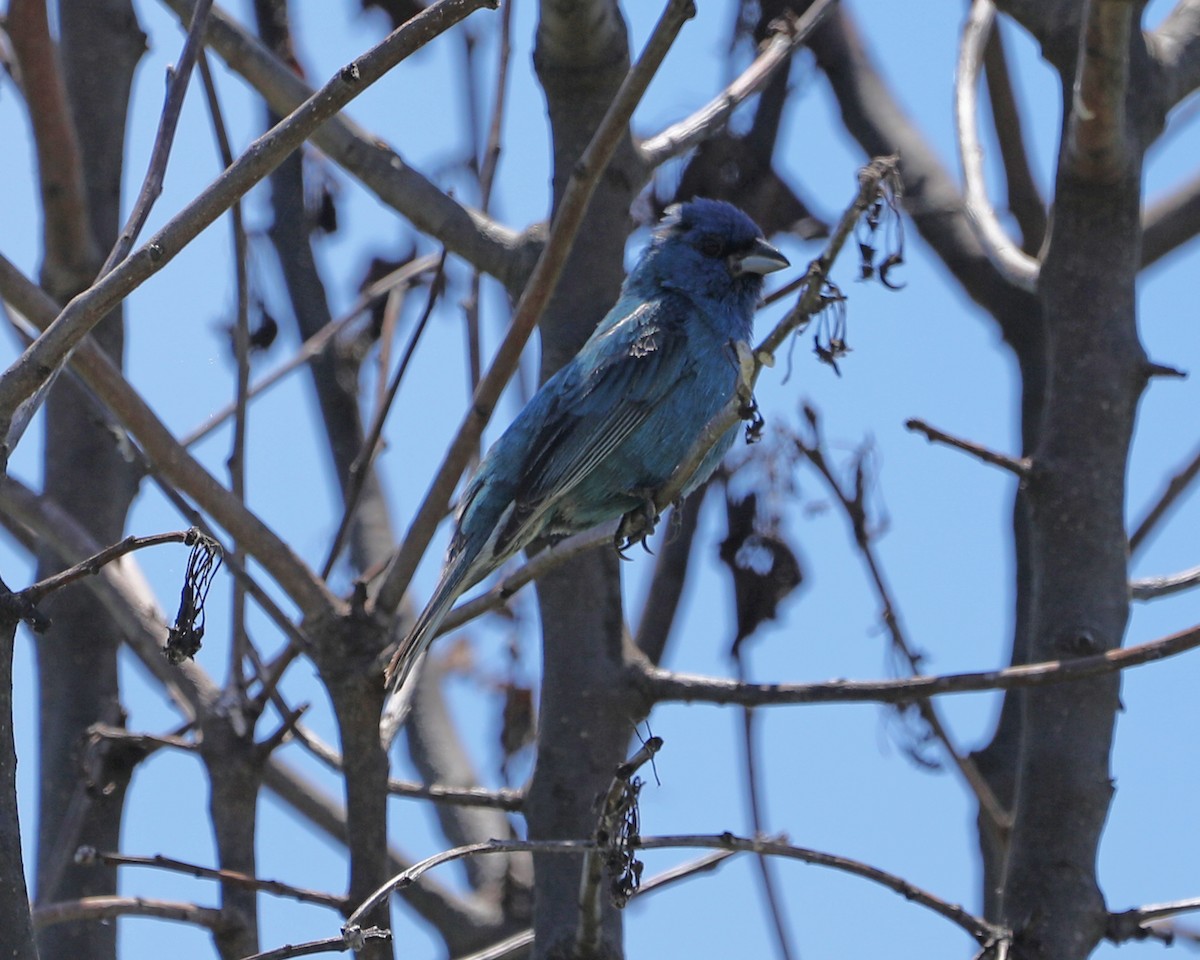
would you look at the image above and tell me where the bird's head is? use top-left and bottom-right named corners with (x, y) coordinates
top-left (637, 198), bottom-right (790, 314)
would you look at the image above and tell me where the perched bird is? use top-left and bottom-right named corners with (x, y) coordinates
top-left (385, 199), bottom-right (788, 695)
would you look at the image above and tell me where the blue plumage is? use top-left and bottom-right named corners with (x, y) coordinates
top-left (385, 199), bottom-right (788, 694)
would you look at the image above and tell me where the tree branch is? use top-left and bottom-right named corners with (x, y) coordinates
top-left (159, 0), bottom-right (528, 289)
top-left (1065, 0), bottom-right (1138, 182)
top-left (33, 896), bottom-right (225, 931)
top-left (1141, 170), bottom-right (1200, 268)
top-left (1149, 0), bottom-right (1200, 109)
top-left (956, 0), bottom-right (1040, 291)
top-left (239, 928), bottom-right (391, 960)
top-left (809, 4), bottom-right (1040, 334)
top-left (906, 417), bottom-right (1032, 478)
top-left (78, 849), bottom-right (343, 910)
top-left (344, 833), bottom-right (1005, 947)
top-left (0, 253), bottom-right (336, 618)
top-left (982, 17), bottom-right (1047, 252)
top-left (99, 0), bottom-right (213, 275)
top-left (637, 618), bottom-right (1200, 706)
top-left (639, 0), bottom-right (837, 167)
top-left (0, 0), bottom-right (497, 446)
top-left (372, 0), bottom-right (698, 616)
top-left (1109, 896), bottom-right (1200, 943)
top-left (1131, 564), bottom-right (1200, 600)
top-left (1129, 438), bottom-right (1200, 555)
top-left (18, 529), bottom-right (201, 606)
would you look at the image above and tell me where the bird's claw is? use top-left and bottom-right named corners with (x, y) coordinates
top-left (739, 396), bottom-right (765, 444)
top-left (614, 497), bottom-right (660, 558)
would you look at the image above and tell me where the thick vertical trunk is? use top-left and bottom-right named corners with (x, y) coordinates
top-left (1000, 157), bottom-right (1147, 960)
top-left (0, 589), bottom-right (38, 960)
top-left (33, 5), bottom-right (143, 960)
top-left (525, 3), bottom-right (645, 957)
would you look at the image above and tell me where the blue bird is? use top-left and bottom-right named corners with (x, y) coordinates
top-left (385, 199), bottom-right (788, 695)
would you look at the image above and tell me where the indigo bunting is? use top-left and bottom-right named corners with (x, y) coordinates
top-left (385, 199), bottom-right (788, 694)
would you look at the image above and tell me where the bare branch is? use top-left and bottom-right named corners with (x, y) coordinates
top-left (33, 895), bottom-right (224, 931)
top-left (982, 19), bottom-right (1047, 251)
top-left (0, 253), bottom-right (336, 617)
top-left (344, 833), bottom-right (1005, 946)
top-left (178, 255), bottom-right (439, 448)
top-left (240, 928), bottom-right (391, 960)
top-left (1150, 0), bottom-right (1200, 109)
top-left (99, 0), bottom-right (213, 275)
top-left (321, 252), bottom-right (447, 579)
top-left (18, 529), bottom-right (200, 606)
top-left (1141, 170), bottom-right (1200, 268)
top-left (640, 0), bottom-right (838, 167)
top-left (1131, 564), bottom-right (1200, 600)
top-left (799, 411), bottom-right (1008, 830)
top-left (576, 738), bottom-right (662, 954)
top-left (78, 849), bottom-right (344, 910)
top-left (6, 0), bottom-right (101, 291)
top-left (1129, 439), bottom-right (1200, 555)
top-left (389, 778), bottom-right (523, 812)
top-left (1109, 896), bottom-right (1200, 943)
top-left (906, 417), bottom-right (1032, 478)
top-left (1065, 0), bottom-right (1138, 182)
top-left (373, 0), bottom-right (698, 616)
top-left (160, 0), bottom-right (527, 288)
top-left (454, 852), bottom-right (737, 960)
top-left (628, 156), bottom-right (901, 534)
top-left (0, 0), bottom-right (497, 446)
top-left (638, 617), bottom-right (1200, 706)
top-left (438, 522), bottom-right (614, 633)
top-left (956, 0), bottom-right (1040, 292)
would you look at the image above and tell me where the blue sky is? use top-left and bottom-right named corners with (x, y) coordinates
top-left (3, 1), bottom-right (1200, 957)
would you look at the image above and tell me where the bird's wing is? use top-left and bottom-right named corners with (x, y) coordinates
top-left (493, 298), bottom-right (694, 552)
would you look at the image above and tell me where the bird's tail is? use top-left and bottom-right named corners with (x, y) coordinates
top-left (384, 560), bottom-right (471, 697)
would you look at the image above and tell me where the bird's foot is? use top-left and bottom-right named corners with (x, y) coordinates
top-left (615, 494), bottom-right (660, 559)
top-left (739, 395), bottom-right (765, 444)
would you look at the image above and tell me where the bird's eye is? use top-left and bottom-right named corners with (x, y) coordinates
top-left (699, 236), bottom-right (724, 258)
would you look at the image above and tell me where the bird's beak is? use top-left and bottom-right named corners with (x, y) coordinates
top-left (730, 238), bottom-right (790, 276)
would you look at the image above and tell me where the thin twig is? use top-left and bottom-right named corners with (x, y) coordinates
top-left (286, 718), bottom-right (523, 809)
top-left (638, 617), bottom-right (1200, 707)
top-left (0, 0), bottom-right (496, 442)
top-left (981, 17), bottom-right (1046, 252)
top-left (797, 411), bottom-right (1010, 831)
top-left (87, 723), bottom-right (196, 755)
top-left (98, 0), bottom-right (214, 275)
top-left (454, 851), bottom-right (737, 960)
top-left (640, 0), bottom-right (839, 166)
top-left (955, 0), bottom-right (1040, 292)
top-left (1109, 897), bottom-right (1200, 943)
top-left (18, 529), bottom-right (200, 606)
top-left (1130, 565), bottom-right (1200, 601)
top-left (33, 896), bottom-right (225, 931)
top-left (733, 653), bottom-right (796, 960)
top-left (321, 251), bottom-right (448, 579)
top-left (160, 0), bottom-right (524, 287)
top-left (239, 928), bottom-right (392, 960)
top-left (373, 0), bottom-right (698, 615)
top-left (343, 833), bottom-right (1004, 946)
top-left (179, 255), bottom-right (441, 448)
top-left (0, 189), bottom-right (338, 620)
top-left (78, 849), bottom-right (344, 910)
top-left (638, 157), bottom-right (901, 532)
top-left (1129, 440), bottom-right (1200, 556)
top-left (576, 738), bottom-right (662, 954)
top-left (906, 417), bottom-right (1032, 478)
top-left (437, 522), bottom-right (615, 633)
top-left (197, 47), bottom-right (253, 692)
